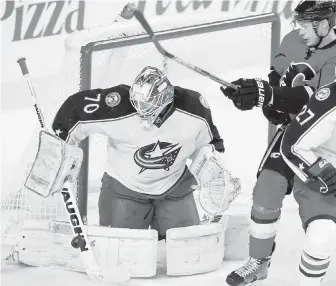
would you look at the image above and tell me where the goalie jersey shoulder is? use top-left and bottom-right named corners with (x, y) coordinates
top-left (174, 86), bottom-right (213, 122)
top-left (173, 86), bottom-right (224, 153)
top-left (52, 85), bottom-right (136, 141)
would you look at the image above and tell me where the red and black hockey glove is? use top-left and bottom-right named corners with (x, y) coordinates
top-left (220, 78), bottom-right (273, 111)
top-left (306, 157), bottom-right (336, 195)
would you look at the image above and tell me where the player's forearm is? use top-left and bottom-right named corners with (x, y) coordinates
top-left (52, 95), bottom-right (92, 144)
top-left (281, 119), bottom-right (333, 167)
top-left (281, 145), bottom-right (318, 181)
top-left (281, 138), bottom-right (317, 183)
top-left (281, 125), bottom-right (317, 181)
top-left (52, 120), bottom-right (91, 145)
top-left (207, 118), bottom-right (225, 153)
top-left (210, 138), bottom-right (225, 153)
top-left (270, 86), bottom-right (311, 114)
top-left (267, 66), bottom-right (281, 87)
top-left (281, 109), bottom-right (335, 181)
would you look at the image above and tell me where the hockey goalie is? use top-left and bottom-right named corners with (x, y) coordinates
top-left (4, 64), bottom-right (241, 278)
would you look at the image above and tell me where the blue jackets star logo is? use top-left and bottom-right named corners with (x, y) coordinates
top-left (134, 140), bottom-right (181, 173)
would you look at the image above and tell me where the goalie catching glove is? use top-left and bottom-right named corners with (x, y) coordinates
top-left (190, 145), bottom-right (241, 215)
top-left (25, 131), bottom-right (83, 197)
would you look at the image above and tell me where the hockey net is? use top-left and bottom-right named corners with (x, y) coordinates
top-left (1, 11), bottom-right (278, 261)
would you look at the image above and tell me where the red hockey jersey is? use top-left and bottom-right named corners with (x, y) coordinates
top-left (272, 29), bottom-right (336, 89)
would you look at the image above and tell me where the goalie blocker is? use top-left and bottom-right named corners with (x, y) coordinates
top-left (24, 131), bottom-right (83, 197)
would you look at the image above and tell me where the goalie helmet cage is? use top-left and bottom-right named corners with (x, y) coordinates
top-left (66, 12), bottom-right (281, 222)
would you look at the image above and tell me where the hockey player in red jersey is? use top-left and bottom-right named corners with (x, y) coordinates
top-left (281, 78), bottom-right (336, 286)
top-left (52, 66), bottom-right (227, 240)
top-left (220, 1), bottom-right (336, 285)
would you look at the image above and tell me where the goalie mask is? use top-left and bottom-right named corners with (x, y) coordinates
top-left (130, 66), bottom-right (174, 127)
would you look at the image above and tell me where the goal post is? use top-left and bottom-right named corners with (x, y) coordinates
top-left (75, 12), bottom-right (280, 222)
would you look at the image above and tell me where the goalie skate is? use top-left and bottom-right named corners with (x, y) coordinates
top-left (226, 256), bottom-right (271, 286)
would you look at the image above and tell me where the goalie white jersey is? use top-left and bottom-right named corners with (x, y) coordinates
top-left (52, 84), bottom-right (224, 196)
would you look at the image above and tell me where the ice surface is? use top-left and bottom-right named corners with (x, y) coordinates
top-left (2, 193), bottom-right (336, 286)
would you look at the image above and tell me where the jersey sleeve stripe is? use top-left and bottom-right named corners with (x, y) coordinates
top-left (280, 134), bottom-right (309, 182)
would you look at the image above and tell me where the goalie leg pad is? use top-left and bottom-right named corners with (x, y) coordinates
top-left (15, 220), bottom-right (83, 271)
top-left (224, 214), bottom-right (250, 260)
top-left (16, 220), bottom-right (158, 277)
top-left (166, 223), bottom-right (225, 276)
top-left (88, 225), bottom-right (158, 277)
top-left (1, 210), bottom-right (22, 260)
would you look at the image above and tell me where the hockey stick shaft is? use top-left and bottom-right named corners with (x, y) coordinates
top-left (17, 58), bottom-right (46, 129)
top-left (16, 57), bottom-right (111, 281)
top-left (132, 9), bottom-right (239, 90)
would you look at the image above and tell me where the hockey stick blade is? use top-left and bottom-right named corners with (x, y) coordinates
top-left (132, 10), bottom-right (239, 90)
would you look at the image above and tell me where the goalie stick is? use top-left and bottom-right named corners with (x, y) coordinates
top-left (131, 7), bottom-right (239, 90)
top-left (16, 57), bottom-right (130, 283)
